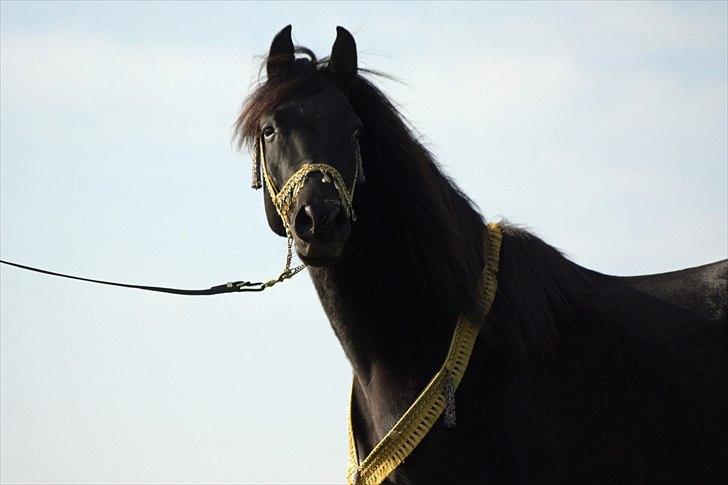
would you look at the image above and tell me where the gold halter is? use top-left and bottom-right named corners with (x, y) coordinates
top-left (255, 136), bottom-right (360, 289)
top-left (347, 222), bottom-right (502, 485)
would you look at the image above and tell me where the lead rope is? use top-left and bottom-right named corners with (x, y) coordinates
top-left (0, 137), bottom-right (360, 294)
top-left (0, 236), bottom-right (303, 294)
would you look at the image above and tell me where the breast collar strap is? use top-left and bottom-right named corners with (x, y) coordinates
top-left (346, 222), bottom-right (503, 485)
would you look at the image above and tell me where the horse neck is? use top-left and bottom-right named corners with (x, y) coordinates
top-left (307, 229), bottom-right (457, 382)
top-left (307, 159), bottom-right (486, 436)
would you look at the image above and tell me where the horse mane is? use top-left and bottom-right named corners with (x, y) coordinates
top-left (346, 72), bottom-right (488, 325)
top-left (234, 48), bottom-right (583, 361)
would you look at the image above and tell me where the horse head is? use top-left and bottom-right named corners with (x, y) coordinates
top-left (240, 25), bottom-right (364, 267)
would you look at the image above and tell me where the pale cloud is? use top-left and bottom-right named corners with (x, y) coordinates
top-left (1, 30), bottom-right (255, 147)
top-left (579, 2), bottom-right (727, 55)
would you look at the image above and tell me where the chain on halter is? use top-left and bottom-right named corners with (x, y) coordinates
top-left (256, 135), bottom-right (360, 289)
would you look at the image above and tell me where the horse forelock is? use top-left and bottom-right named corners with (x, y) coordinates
top-left (233, 48), bottom-right (324, 152)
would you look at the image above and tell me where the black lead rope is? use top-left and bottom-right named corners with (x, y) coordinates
top-left (0, 259), bottom-right (266, 295)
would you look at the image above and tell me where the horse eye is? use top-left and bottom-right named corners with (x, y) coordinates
top-left (262, 126), bottom-right (275, 140)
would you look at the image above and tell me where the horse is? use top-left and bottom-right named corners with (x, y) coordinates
top-left (234, 26), bottom-right (727, 484)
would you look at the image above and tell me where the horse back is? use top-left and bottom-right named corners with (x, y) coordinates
top-left (563, 259), bottom-right (727, 483)
top-left (623, 259), bottom-right (727, 323)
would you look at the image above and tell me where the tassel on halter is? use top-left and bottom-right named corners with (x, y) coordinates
top-left (251, 139), bottom-right (263, 189)
top-left (443, 370), bottom-right (457, 428)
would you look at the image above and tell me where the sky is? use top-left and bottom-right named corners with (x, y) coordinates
top-left (1, 1), bottom-right (726, 483)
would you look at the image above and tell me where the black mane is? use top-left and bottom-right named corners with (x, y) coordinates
top-left (348, 71), bottom-right (489, 326)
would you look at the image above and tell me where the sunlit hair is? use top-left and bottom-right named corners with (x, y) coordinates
top-left (234, 48), bottom-right (324, 151)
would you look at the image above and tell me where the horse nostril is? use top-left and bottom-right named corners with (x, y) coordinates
top-left (304, 205), bottom-right (315, 228)
top-left (319, 201), bottom-right (342, 230)
top-left (327, 203), bottom-right (341, 223)
top-left (294, 201), bottom-right (344, 240)
top-left (295, 205), bottom-right (315, 240)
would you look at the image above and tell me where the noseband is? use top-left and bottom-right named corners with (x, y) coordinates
top-left (252, 134), bottom-right (362, 288)
top-left (258, 136), bottom-right (359, 232)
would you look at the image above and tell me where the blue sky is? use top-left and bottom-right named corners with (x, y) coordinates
top-left (1, 2), bottom-right (726, 483)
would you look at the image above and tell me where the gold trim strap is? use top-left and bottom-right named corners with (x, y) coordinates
top-left (346, 222), bottom-right (503, 485)
top-left (259, 137), bottom-right (357, 233)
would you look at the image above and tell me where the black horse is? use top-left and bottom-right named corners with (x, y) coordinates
top-left (235, 26), bottom-right (727, 484)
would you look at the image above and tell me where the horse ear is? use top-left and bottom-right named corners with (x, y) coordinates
top-left (267, 25), bottom-right (294, 79)
top-left (329, 26), bottom-right (358, 87)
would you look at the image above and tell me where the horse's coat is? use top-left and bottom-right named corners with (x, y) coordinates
top-left (236, 26), bottom-right (728, 484)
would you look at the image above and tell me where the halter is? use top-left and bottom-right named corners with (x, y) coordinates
top-left (254, 134), bottom-right (362, 289)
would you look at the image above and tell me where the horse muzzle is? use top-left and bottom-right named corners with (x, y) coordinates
top-left (290, 198), bottom-right (351, 265)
